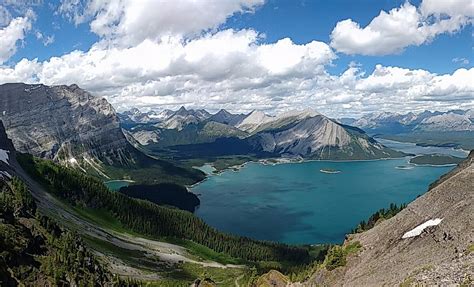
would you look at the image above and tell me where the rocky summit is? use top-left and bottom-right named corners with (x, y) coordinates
top-left (0, 83), bottom-right (131, 165)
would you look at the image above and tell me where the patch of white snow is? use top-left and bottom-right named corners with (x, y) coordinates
top-left (402, 218), bottom-right (443, 239)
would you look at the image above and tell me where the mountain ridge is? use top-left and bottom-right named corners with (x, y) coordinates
top-left (121, 107), bottom-right (404, 160)
top-left (0, 83), bottom-right (204, 184)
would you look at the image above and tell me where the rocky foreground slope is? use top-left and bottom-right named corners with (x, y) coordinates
top-left (305, 151), bottom-right (473, 286)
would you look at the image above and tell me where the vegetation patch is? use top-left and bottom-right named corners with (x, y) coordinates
top-left (324, 241), bottom-right (362, 271)
top-left (409, 154), bottom-right (464, 166)
top-left (352, 203), bottom-right (406, 233)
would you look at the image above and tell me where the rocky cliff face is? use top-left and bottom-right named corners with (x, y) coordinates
top-left (0, 83), bottom-right (205, 184)
top-left (248, 115), bottom-right (400, 159)
top-left (307, 152), bottom-right (474, 286)
top-left (0, 83), bottom-right (133, 166)
top-left (0, 83), bottom-right (156, 171)
top-left (352, 109), bottom-right (474, 134)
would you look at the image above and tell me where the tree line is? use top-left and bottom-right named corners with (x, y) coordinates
top-left (17, 153), bottom-right (311, 264)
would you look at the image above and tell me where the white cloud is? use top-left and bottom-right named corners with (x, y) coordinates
top-left (0, 0), bottom-right (472, 118)
top-left (330, 0), bottom-right (473, 56)
top-left (0, 10), bottom-right (34, 64)
top-left (452, 57), bottom-right (470, 65)
top-left (35, 31), bottom-right (55, 46)
top-left (2, 38), bottom-right (472, 117)
top-left (58, 0), bottom-right (265, 45)
top-left (0, 58), bottom-right (40, 83)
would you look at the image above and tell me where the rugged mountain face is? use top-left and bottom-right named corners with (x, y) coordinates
top-left (157, 106), bottom-right (211, 130)
top-left (122, 107), bottom-right (402, 160)
top-left (416, 112), bottom-right (473, 131)
top-left (118, 107), bottom-right (173, 124)
top-left (352, 109), bottom-right (473, 134)
top-left (0, 121), bottom-right (15, 179)
top-left (248, 115), bottom-right (399, 159)
top-left (0, 83), bottom-right (132, 166)
top-left (0, 83), bottom-right (205, 184)
top-left (208, 109), bottom-right (246, 126)
top-left (306, 152), bottom-right (474, 286)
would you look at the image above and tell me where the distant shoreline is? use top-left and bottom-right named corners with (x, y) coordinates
top-left (189, 137), bottom-right (463, 189)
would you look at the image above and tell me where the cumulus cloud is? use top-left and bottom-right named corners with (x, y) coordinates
top-left (25, 29), bottom-right (336, 111)
top-left (2, 39), bottom-right (472, 117)
top-left (330, 0), bottom-right (473, 55)
top-left (0, 10), bottom-right (34, 64)
top-left (0, 0), bottom-right (472, 117)
top-left (58, 0), bottom-right (265, 45)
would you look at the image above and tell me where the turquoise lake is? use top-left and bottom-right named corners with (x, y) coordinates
top-left (192, 143), bottom-right (459, 244)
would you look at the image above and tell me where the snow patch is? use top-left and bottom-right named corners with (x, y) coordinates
top-left (69, 157), bottom-right (78, 164)
top-left (0, 149), bottom-right (9, 165)
top-left (402, 218), bottom-right (443, 239)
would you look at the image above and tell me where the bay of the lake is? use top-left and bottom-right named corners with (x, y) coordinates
top-left (192, 157), bottom-right (453, 244)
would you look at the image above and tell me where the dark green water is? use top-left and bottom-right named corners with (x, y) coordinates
top-left (192, 158), bottom-right (452, 244)
top-left (104, 180), bottom-right (131, 191)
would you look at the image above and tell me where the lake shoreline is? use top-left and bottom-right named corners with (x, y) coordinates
top-left (191, 156), bottom-right (453, 244)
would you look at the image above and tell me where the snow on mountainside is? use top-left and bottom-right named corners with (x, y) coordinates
top-left (119, 108), bottom-right (174, 124)
top-left (305, 152), bottom-right (474, 286)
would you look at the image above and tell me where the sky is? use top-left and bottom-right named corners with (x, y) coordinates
top-left (0, 0), bottom-right (473, 117)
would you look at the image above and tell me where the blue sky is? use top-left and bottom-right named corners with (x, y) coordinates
top-left (0, 0), bottom-right (473, 116)
top-left (11, 0), bottom-right (472, 73)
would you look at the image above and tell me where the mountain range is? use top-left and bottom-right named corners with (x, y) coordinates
top-left (340, 109), bottom-right (474, 135)
top-left (121, 107), bottom-right (403, 160)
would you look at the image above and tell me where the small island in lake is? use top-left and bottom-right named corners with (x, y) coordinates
top-left (409, 154), bottom-right (464, 166)
top-left (320, 168), bottom-right (341, 174)
top-left (395, 165), bottom-right (414, 170)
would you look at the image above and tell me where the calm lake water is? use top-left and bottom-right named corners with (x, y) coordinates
top-left (105, 180), bottom-right (131, 191)
top-left (192, 141), bottom-right (457, 244)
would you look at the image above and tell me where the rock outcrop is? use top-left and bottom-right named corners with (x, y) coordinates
top-left (0, 83), bottom-right (205, 184)
top-left (0, 83), bottom-right (133, 166)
